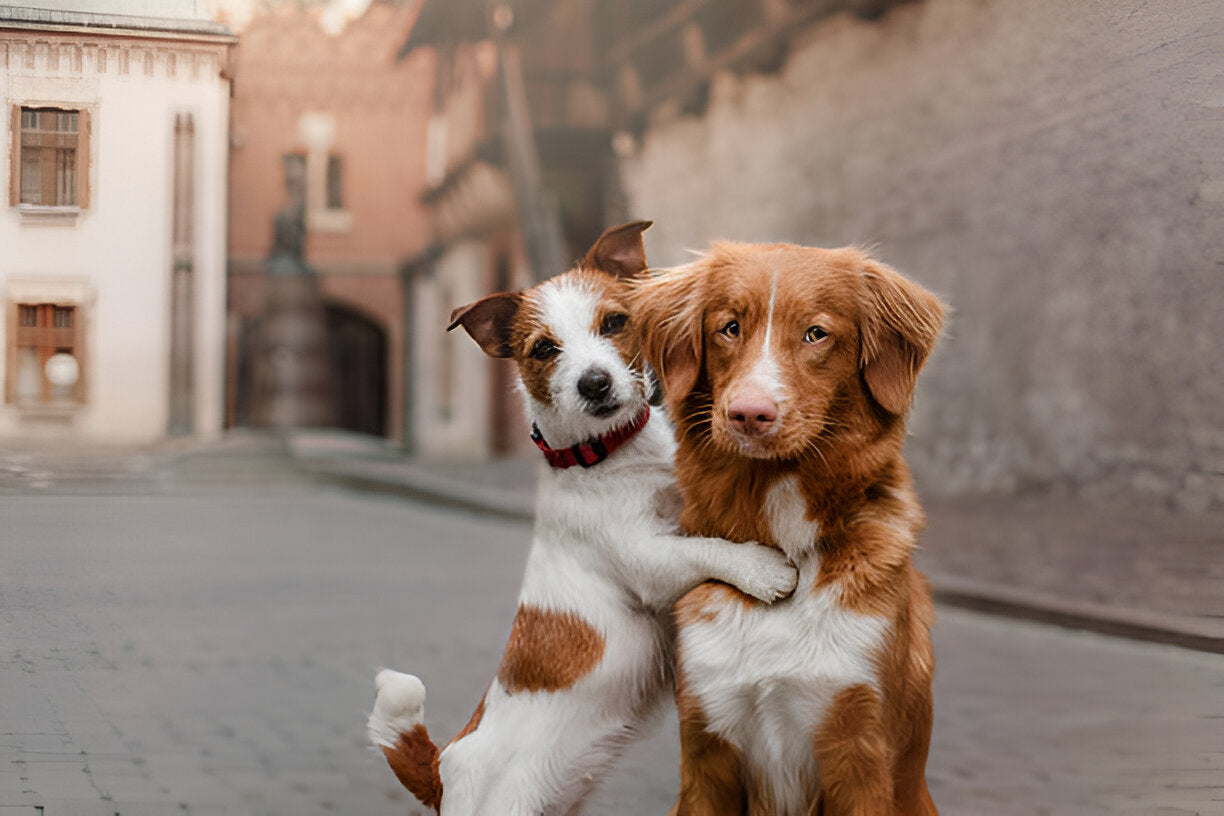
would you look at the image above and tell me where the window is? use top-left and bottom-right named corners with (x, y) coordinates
top-left (9, 105), bottom-right (91, 209)
top-left (7, 302), bottom-right (85, 405)
top-left (326, 154), bottom-right (344, 210)
top-left (297, 148), bottom-right (351, 233)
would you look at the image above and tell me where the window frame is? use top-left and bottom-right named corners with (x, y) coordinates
top-left (9, 103), bottom-right (92, 211)
top-left (325, 153), bottom-right (344, 211)
top-left (5, 298), bottom-right (89, 408)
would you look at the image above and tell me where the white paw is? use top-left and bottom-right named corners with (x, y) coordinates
top-left (737, 545), bottom-right (799, 603)
top-left (368, 669), bottom-right (426, 748)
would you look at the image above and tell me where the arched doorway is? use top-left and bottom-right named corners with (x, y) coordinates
top-left (326, 303), bottom-right (387, 437)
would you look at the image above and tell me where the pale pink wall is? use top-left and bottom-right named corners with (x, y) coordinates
top-left (226, 3), bottom-right (434, 440)
top-left (227, 3), bottom-right (434, 265)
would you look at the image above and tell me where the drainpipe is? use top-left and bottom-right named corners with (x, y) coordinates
top-left (168, 111), bottom-right (195, 436)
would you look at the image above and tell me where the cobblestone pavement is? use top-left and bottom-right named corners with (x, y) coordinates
top-left (1, 441), bottom-right (1222, 815)
top-left (297, 442), bottom-right (1224, 650)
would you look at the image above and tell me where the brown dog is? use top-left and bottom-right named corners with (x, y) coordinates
top-left (631, 241), bottom-right (944, 815)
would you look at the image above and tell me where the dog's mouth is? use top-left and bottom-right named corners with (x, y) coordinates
top-left (728, 432), bottom-right (782, 459)
top-left (716, 419), bottom-right (788, 460)
top-left (585, 400), bottom-right (622, 418)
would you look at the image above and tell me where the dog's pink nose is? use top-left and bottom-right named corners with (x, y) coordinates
top-left (728, 394), bottom-right (778, 436)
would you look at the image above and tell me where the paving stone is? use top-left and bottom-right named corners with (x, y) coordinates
top-left (1, 442), bottom-right (1221, 814)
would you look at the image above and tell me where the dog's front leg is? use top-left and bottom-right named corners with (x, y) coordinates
top-left (811, 684), bottom-right (895, 816)
top-left (631, 534), bottom-right (797, 607)
top-left (671, 678), bottom-right (747, 816)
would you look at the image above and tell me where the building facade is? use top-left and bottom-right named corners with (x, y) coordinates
top-left (225, 1), bottom-right (431, 441)
top-left (397, 0), bottom-right (1222, 508)
top-left (1, 3), bottom-right (233, 442)
top-left (400, 0), bottom-right (626, 457)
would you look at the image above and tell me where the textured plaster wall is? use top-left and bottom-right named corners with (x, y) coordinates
top-left (1, 34), bottom-right (231, 442)
top-left (620, 0), bottom-right (1224, 509)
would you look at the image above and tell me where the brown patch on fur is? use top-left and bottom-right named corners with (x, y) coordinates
top-left (509, 292), bottom-right (563, 406)
top-left (450, 688), bottom-right (487, 745)
top-left (581, 219), bottom-right (651, 279)
top-left (671, 660), bottom-right (747, 816)
top-left (498, 604), bottom-right (605, 694)
top-left (381, 723), bottom-right (442, 810)
top-left (630, 242), bottom-right (944, 813)
top-left (447, 291), bottom-right (522, 358)
top-left (873, 568), bottom-right (938, 815)
top-left (591, 291), bottom-right (643, 372)
top-left (811, 674), bottom-right (936, 815)
top-left (811, 459), bottom-right (926, 616)
top-left (811, 685), bottom-right (893, 815)
top-left (674, 581), bottom-right (756, 626)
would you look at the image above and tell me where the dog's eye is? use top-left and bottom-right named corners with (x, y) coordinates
top-left (804, 325), bottom-right (829, 343)
top-left (531, 339), bottom-right (560, 361)
top-left (718, 320), bottom-right (740, 338)
top-left (600, 313), bottom-right (628, 336)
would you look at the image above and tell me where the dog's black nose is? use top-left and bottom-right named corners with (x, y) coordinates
top-left (577, 368), bottom-right (613, 402)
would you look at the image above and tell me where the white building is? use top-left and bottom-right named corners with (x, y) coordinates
top-left (0, 2), bottom-right (233, 442)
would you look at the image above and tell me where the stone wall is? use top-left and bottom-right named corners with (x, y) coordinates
top-left (620, 0), bottom-right (1224, 510)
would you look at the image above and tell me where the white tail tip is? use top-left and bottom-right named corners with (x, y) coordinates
top-left (368, 669), bottom-right (427, 748)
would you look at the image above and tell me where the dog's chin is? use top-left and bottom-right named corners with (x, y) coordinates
top-left (583, 393), bottom-right (650, 436)
top-left (715, 425), bottom-right (787, 461)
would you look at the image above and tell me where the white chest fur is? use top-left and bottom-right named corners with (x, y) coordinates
top-left (678, 476), bottom-right (890, 813)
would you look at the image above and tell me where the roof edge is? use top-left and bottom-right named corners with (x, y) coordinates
top-left (0, 5), bottom-right (235, 42)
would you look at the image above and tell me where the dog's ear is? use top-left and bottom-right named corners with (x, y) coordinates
top-left (858, 259), bottom-right (945, 415)
top-left (583, 220), bottom-right (652, 279)
top-left (628, 261), bottom-right (706, 413)
top-left (447, 292), bottom-right (523, 359)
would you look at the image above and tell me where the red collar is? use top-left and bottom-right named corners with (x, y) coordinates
top-left (531, 406), bottom-right (651, 469)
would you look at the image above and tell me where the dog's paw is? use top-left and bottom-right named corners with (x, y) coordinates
top-left (736, 545), bottom-right (799, 603)
top-left (368, 669), bottom-right (426, 748)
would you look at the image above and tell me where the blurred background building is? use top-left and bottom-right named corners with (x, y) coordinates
top-left (398, 0), bottom-right (621, 457)
top-left (394, 0), bottom-right (1221, 510)
top-left (599, 0), bottom-right (1222, 512)
top-left (2, 0), bottom-right (1219, 511)
top-left (224, 0), bottom-right (429, 441)
top-left (0, 0), bottom-right (233, 442)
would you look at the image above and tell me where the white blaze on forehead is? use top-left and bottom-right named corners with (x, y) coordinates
top-left (744, 269), bottom-right (785, 400)
top-left (532, 275), bottom-right (635, 400)
top-left (536, 276), bottom-right (602, 343)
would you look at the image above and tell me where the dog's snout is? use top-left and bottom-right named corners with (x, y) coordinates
top-left (728, 393), bottom-right (778, 437)
top-left (577, 368), bottom-right (613, 402)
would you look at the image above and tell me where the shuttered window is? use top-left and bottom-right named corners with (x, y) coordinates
top-left (9, 105), bottom-right (91, 209)
top-left (7, 303), bottom-right (86, 405)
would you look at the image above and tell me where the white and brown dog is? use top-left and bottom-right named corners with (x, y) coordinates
top-left (367, 222), bottom-right (798, 816)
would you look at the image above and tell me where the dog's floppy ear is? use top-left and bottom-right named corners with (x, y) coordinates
top-left (447, 292), bottom-right (523, 359)
top-left (858, 259), bottom-right (945, 415)
top-left (629, 261), bottom-right (706, 413)
top-left (583, 220), bottom-right (652, 279)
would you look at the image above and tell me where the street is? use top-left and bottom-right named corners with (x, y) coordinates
top-left (1, 447), bottom-right (1221, 815)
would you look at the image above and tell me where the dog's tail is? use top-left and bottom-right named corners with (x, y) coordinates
top-left (368, 669), bottom-right (443, 811)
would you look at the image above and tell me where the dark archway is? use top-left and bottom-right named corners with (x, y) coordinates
top-left (326, 303), bottom-right (387, 437)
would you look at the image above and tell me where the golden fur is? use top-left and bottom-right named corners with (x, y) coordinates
top-left (632, 241), bottom-right (945, 815)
